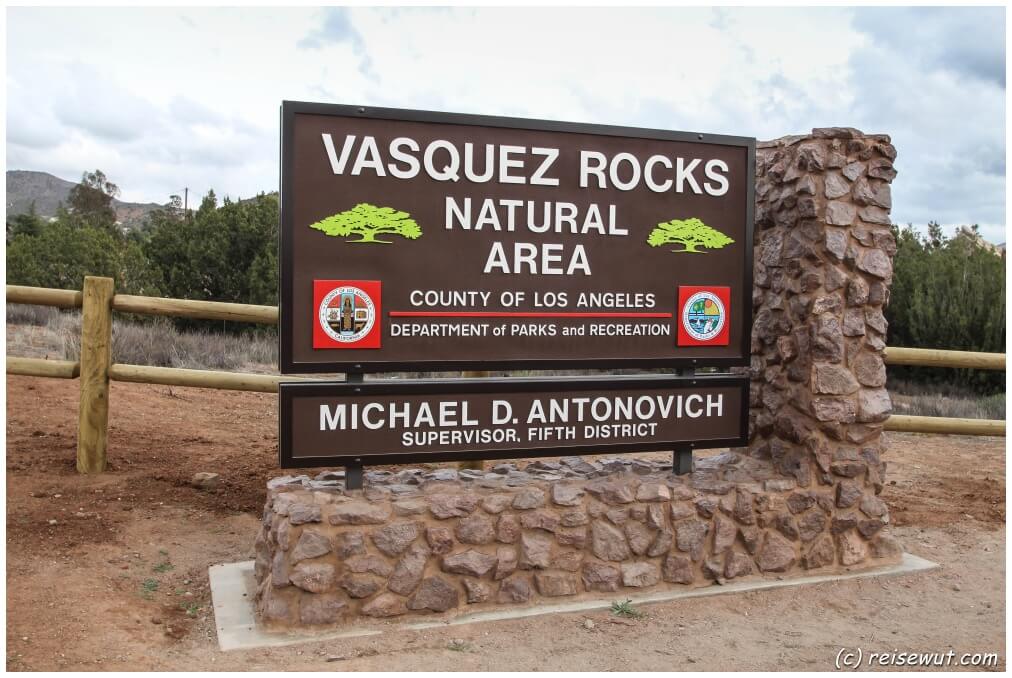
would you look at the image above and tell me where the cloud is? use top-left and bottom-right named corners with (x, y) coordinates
top-left (852, 7), bottom-right (1005, 88)
top-left (4, 6), bottom-right (1005, 243)
top-left (297, 7), bottom-right (365, 53)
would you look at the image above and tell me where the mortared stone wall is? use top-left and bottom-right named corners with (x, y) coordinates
top-left (254, 127), bottom-right (901, 628)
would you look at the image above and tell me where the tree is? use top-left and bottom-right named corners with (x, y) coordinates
top-left (308, 203), bottom-right (422, 243)
top-left (646, 217), bottom-right (734, 253)
top-left (67, 169), bottom-right (120, 230)
top-left (6, 203), bottom-right (44, 241)
top-left (6, 220), bottom-right (161, 295)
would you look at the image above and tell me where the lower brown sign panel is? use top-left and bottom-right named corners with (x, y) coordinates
top-left (279, 376), bottom-right (747, 468)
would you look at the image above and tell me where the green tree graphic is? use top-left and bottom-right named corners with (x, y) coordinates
top-left (309, 203), bottom-right (423, 244)
top-left (646, 217), bottom-right (734, 253)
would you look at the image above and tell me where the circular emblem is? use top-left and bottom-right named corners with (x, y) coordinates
top-left (682, 291), bottom-right (725, 341)
top-left (318, 285), bottom-right (376, 343)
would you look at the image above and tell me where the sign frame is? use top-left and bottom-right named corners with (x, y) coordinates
top-left (279, 101), bottom-right (756, 374)
top-left (278, 374), bottom-right (749, 469)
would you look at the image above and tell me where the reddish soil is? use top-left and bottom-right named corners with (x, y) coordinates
top-left (5, 374), bottom-right (1006, 671)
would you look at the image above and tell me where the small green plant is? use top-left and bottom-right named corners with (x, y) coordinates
top-left (180, 602), bottom-right (200, 617)
top-left (152, 561), bottom-right (173, 573)
top-left (447, 639), bottom-right (471, 652)
top-left (140, 579), bottom-right (159, 599)
top-left (610, 599), bottom-right (643, 618)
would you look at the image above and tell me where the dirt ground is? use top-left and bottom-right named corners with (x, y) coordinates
top-left (5, 374), bottom-right (1006, 671)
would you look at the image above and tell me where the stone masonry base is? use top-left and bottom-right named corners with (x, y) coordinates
top-left (254, 454), bottom-right (901, 628)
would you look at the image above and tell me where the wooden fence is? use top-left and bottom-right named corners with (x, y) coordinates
top-left (6, 277), bottom-right (1007, 473)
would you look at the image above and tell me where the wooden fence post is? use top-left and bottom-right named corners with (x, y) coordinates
top-left (77, 276), bottom-right (114, 473)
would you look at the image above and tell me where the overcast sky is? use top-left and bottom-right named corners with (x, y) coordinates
top-left (6, 6), bottom-right (1006, 242)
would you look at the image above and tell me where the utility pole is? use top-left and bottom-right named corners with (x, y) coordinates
top-left (184, 187), bottom-right (188, 212)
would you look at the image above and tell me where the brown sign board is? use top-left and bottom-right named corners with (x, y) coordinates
top-left (279, 376), bottom-right (748, 468)
top-left (279, 101), bottom-right (755, 374)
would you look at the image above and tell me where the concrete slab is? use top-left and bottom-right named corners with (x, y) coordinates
top-left (209, 553), bottom-right (938, 651)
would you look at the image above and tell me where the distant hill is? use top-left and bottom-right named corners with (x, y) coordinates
top-left (6, 170), bottom-right (165, 231)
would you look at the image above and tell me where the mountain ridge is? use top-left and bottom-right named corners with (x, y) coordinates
top-left (6, 170), bottom-right (165, 231)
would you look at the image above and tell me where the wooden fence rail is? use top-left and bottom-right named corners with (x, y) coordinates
top-left (6, 279), bottom-right (1007, 472)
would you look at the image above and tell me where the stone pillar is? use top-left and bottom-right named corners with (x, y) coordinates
top-left (750, 127), bottom-right (898, 564)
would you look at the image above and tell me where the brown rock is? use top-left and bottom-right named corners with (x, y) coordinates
top-left (837, 531), bottom-right (868, 566)
top-left (441, 549), bottom-right (498, 577)
top-left (797, 511), bottom-right (827, 542)
top-left (812, 363), bottom-right (860, 395)
top-left (338, 573), bottom-right (379, 598)
top-left (496, 513), bottom-right (521, 543)
top-left (456, 514), bottom-right (496, 544)
top-left (831, 515), bottom-right (859, 534)
top-left (858, 519), bottom-right (885, 538)
top-left (329, 501), bottom-right (389, 526)
top-left (624, 521), bottom-right (653, 556)
top-left (812, 397), bottom-right (857, 423)
top-left (830, 462), bottom-right (867, 478)
top-left (335, 531), bottom-right (366, 558)
top-left (361, 593), bottom-right (407, 618)
top-left (288, 503), bottom-right (322, 525)
top-left (773, 513), bottom-right (800, 540)
top-left (859, 494), bottom-right (888, 518)
top-left (836, 481), bottom-right (863, 508)
top-left (425, 526), bottom-right (454, 555)
top-left (621, 562), bottom-right (660, 587)
top-left (636, 483), bottom-right (671, 502)
top-left (586, 480), bottom-right (636, 505)
top-left (825, 202), bottom-right (856, 226)
top-left (605, 507), bottom-right (629, 525)
top-left (392, 498), bottom-right (428, 516)
top-left (534, 572), bottom-right (579, 597)
top-left (590, 520), bottom-right (631, 561)
top-left (661, 553), bottom-right (694, 584)
top-left (407, 577), bottom-right (459, 612)
top-left (387, 544), bottom-right (429, 595)
top-left (857, 388), bottom-right (891, 423)
top-left (480, 494), bottom-right (513, 514)
top-left (646, 530), bottom-right (674, 557)
top-left (371, 521), bottom-right (420, 556)
top-left (693, 497), bottom-right (717, 519)
top-left (724, 552), bottom-right (753, 579)
top-left (512, 488), bottom-right (546, 510)
top-left (823, 171), bottom-right (850, 199)
top-left (463, 579), bottom-right (490, 604)
top-left (581, 561), bottom-right (621, 592)
top-left (258, 592), bottom-right (290, 622)
top-left (494, 546), bottom-right (517, 580)
top-left (274, 519), bottom-right (291, 551)
top-left (553, 550), bottom-right (583, 572)
top-left (645, 504), bottom-right (667, 531)
top-left (519, 510), bottom-right (560, 533)
top-left (551, 484), bottom-right (585, 507)
top-left (519, 531), bottom-right (554, 569)
top-left (671, 502), bottom-right (695, 521)
top-left (346, 554), bottom-right (394, 577)
top-left (734, 489), bottom-right (756, 525)
top-left (853, 352), bottom-right (886, 388)
top-left (675, 519), bottom-right (709, 561)
top-left (496, 575), bottom-right (533, 603)
top-left (740, 525), bottom-right (761, 554)
top-left (428, 494), bottom-right (479, 519)
top-left (803, 535), bottom-right (836, 569)
top-left (713, 514), bottom-right (737, 553)
top-left (290, 529), bottom-right (331, 562)
top-left (299, 594), bottom-right (346, 625)
top-left (289, 562), bottom-right (336, 593)
top-left (271, 551), bottom-right (290, 587)
top-left (555, 527), bottom-right (588, 549)
top-left (756, 531), bottom-right (796, 572)
top-left (869, 534), bottom-right (902, 560)
top-left (560, 508), bottom-right (589, 527)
